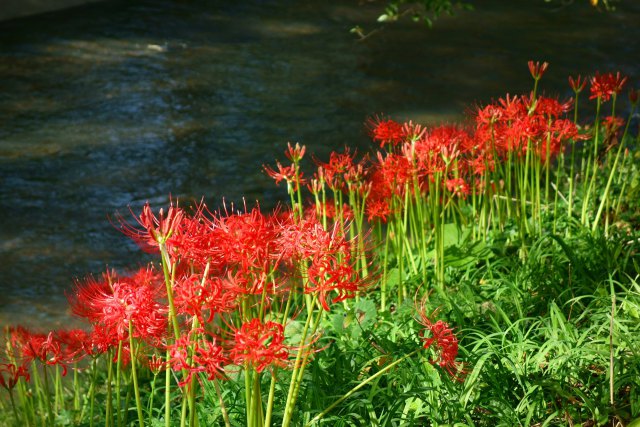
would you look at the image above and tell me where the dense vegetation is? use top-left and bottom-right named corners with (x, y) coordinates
top-left (1, 63), bottom-right (639, 426)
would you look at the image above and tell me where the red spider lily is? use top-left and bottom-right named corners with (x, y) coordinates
top-left (55, 329), bottom-right (90, 364)
top-left (209, 207), bottom-right (282, 272)
top-left (473, 94), bottom-right (578, 162)
top-left (475, 103), bottom-right (503, 126)
top-left (307, 175), bottom-right (324, 196)
top-left (264, 161), bottom-right (306, 191)
top-left (147, 354), bottom-right (167, 375)
top-left (411, 125), bottom-right (466, 176)
top-left (173, 273), bottom-right (237, 322)
top-left (167, 204), bottom-right (228, 268)
top-left (221, 265), bottom-right (286, 298)
top-left (87, 324), bottom-right (119, 355)
top-left (191, 338), bottom-right (228, 380)
top-left (528, 60), bottom-right (549, 80)
top-left (367, 116), bottom-right (406, 147)
top-left (416, 308), bottom-right (464, 381)
top-left (569, 75), bottom-right (587, 94)
top-left (285, 142), bottom-right (306, 163)
top-left (116, 201), bottom-right (185, 253)
top-left (590, 72), bottom-right (628, 102)
top-left (278, 216), bottom-right (350, 262)
top-left (17, 331), bottom-right (68, 375)
top-left (365, 199), bottom-right (393, 223)
top-left (277, 216), bottom-right (327, 261)
top-left (68, 267), bottom-right (167, 343)
top-left (0, 363), bottom-right (30, 390)
top-left (402, 120), bottom-right (428, 142)
top-left (465, 152), bottom-right (494, 177)
top-left (534, 96), bottom-right (572, 118)
top-left (602, 116), bottom-right (625, 141)
top-left (230, 319), bottom-right (290, 373)
top-left (169, 331), bottom-right (228, 386)
top-left (372, 151), bottom-right (413, 197)
top-left (306, 254), bottom-right (362, 311)
top-left (315, 148), bottom-right (362, 191)
top-left (446, 178), bottom-right (470, 198)
top-left (539, 118), bottom-right (583, 161)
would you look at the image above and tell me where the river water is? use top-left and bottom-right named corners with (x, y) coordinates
top-left (0, 0), bottom-right (638, 329)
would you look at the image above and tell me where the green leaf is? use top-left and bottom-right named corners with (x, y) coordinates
top-left (628, 418), bottom-right (640, 427)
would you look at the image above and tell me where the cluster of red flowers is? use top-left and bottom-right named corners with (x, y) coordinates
top-left (1, 195), bottom-right (371, 393)
top-left (265, 68), bottom-right (633, 226)
top-left (2, 326), bottom-right (90, 380)
top-left (279, 94), bottom-right (581, 224)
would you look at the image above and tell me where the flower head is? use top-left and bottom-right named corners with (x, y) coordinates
top-left (117, 201), bottom-right (185, 253)
top-left (417, 308), bottom-right (464, 380)
top-left (68, 267), bottom-right (167, 343)
top-left (528, 60), bottom-right (549, 81)
top-left (568, 75), bottom-right (587, 94)
top-left (590, 72), bottom-right (628, 102)
top-left (367, 116), bottom-right (406, 147)
top-left (0, 363), bottom-right (29, 390)
top-left (230, 319), bottom-right (290, 372)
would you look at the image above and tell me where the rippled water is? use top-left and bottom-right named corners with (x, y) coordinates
top-left (0, 0), bottom-right (638, 328)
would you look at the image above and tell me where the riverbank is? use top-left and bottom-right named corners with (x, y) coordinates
top-left (0, 0), bottom-right (106, 22)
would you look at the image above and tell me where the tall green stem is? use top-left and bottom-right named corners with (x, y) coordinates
top-left (128, 322), bottom-right (145, 427)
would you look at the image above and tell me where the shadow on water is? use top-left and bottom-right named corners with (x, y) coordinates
top-left (0, 0), bottom-right (638, 328)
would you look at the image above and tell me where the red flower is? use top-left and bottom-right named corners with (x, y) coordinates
top-left (191, 338), bottom-right (228, 380)
top-left (117, 201), bottom-right (185, 253)
top-left (0, 363), bottom-right (29, 390)
top-left (285, 142), bottom-right (306, 163)
top-left (417, 309), bottom-right (464, 380)
top-left (314, 148), bottom-right (365, 191)
top-left (169, 331), bottom-right (228, 386)
top-left (209, 207), bottom-right (281, 273)
top-left (147, 354), bottom-right (167, 376)
top-left (589, 72), bottom-right (628, 101)
top-left (366, 199), bottom-right (393, 223)
top-left (55, 329), bottom-right (90, 364)
top-left (528, 60), bottom-right (549, 80)
top-left (68, 268), bottom-right (167, 343)
top-left (16, 330), bottom-right (68, 375)
top-left (568, 75), bottom-right (587, 94)
top-left (602, 116), bottom-right (625, 141)
top-left (367, 116), bottom-right (406, 147)
top-left (264, 161), bottom-right (305, 191)
top-left (230, 319), bottom-right (290, 372)
top-left (446, 178), bottom-right (470, 198)
top-left (174, 273), bottom-right (237, 322)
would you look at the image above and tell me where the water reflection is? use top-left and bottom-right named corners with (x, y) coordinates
top-left (0, 0), bottom-right (638, 328)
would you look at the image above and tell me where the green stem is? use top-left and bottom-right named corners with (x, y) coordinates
top-left (43, 364), bottom-right (55, 427)
top-left (165, 347), bottom-right (172, 427)
top-left (128, 322), bottom-right (145, 427)
top-left (116, 341), bottom-right (123, 427)
top-left (592, 104), bottom-right (636, 232)
top-left (106, 350), bottom-right (114, 427)
top-left (281, 295), bottom-right (319, 427)
top-left (214, 379), bottom-right (231, 427)
top-left (264, 371), bottom-right (277, 427)
top-left (9, 388), bottom-right (21, 426)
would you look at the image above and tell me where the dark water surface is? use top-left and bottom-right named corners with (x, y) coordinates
top-left (1, 0), bottom-right (638, 328)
